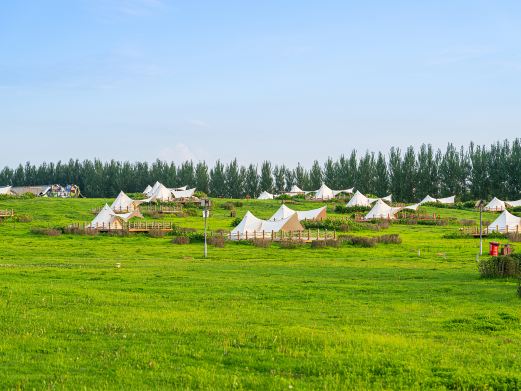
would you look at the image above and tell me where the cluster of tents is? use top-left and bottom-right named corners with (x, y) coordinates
top-left (0, 184), bottom-right (81, 198)
top-left (142, 182), bottom-right (196, 202)
top-left (231, 204), bottom-right (327, 239)
top-left (483, 197), bottom-right (521, 212)
top-left (258, 183), bottom-right (354, 200)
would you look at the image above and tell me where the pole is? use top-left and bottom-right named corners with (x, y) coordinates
top-left (204, 203), bottom-right (208, 258)
top-left (479, 203), bottom-right (483, 256)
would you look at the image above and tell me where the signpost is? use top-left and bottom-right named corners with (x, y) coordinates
top-left (201, 199), bottom-right (211, 258)
top-left (475, 200), bottom-right (485, 256)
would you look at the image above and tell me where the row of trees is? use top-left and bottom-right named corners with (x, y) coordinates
top-left (1, 140), bottom-right (520, 201)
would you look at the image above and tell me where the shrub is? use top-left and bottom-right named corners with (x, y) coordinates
top-left (506, 233), bottom-right (521, 242)
top-left (252, 239), bottom-right (271, 248)
top-left (13, 214), bottom-right (32, 223)
top-left (339, 235), bottom-right (377, 247)
top-left (230, 210), bottom-right (237, 218)
top-left (221, 202), bottom-right (235, 210)
top-left (377, 234), bottom-right (402, 244)
top-left (30, 227), bottom-right (62, 236)
top-left (172, 236), bottom-right (190, 245)
top-left (278, 240), bottom-right (304, 249)
top-left (460, 219), bottom-right (476, 226)
top-left (335, 205), bottom-right (371, 214)
top-left (230, 217), bottom-right (242, 227)
top-left (184, 208), bottom-right (199, 217)
top-left (276, 194), bottom-right (292, 200)
top-left (325, 239), bottom-right (340, 247)
top-left (107, 230), bottom-right (129, 237)
top-left (208, 236), bottom-right (225, 248)
top-left (194, 191), bottom-right (207, 198)
top-left (148, 229), bottom-right (166, 238)
top-left (311, 240), bottom-right (327, 248)
top-left (233, 201), bottom-right (243, 208)
top-left (63, 226), bottom-right (99, 236)
top-left (479, 255), bottom-right (521, 278)
top-left (144, 210), bottom-right (161, 219)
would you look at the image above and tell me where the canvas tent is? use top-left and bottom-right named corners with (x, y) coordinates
top-left (506, 199), bottom-right (521, 208)
top-left (230, 211), bottom-right (303, 240)
top-left (257, 191), bottom-right (274, 200)
top-left (172, 188), bottom-right (196, 199)
top-left (364, 199), bottom-right (402, 220)
top-left (488, 210), bottom-right (521, 233)
top-left (484, 197), bottom-right (506, 212)
top-left (419, 195), bottom-right (437, 204)
top-left (0, 186), bottom-right (14, 195)
top-left (347, 191), bottom-right (372, 207)
top-left (283, 185), bottom-right (305, 196)
top-left (437, 196), bottom-right (455, 204)
top-left (143, 185), bottom-right (152, 196)
top-left (269, 204), bottom-right (327, 222)
top-left (111, 191), bottom-right (149, 212)
top-left (403, 203), bottom-right (421, 211)
top-left (88, 204), bottom-right (142, 230)
top-left (313, 184), bottom-right (353, 200)
top-left (149, 183), bottom-right (174, 202)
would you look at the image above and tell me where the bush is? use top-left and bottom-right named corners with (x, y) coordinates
top-left (325, 239), bottom-right (340, 247)
top-left (184, 208), bottom-right (199, 217)
top-left (30, 227), bottom-right (62, 236)
top-left (221, 202), bottom-right (235, 210)
top-left (13, 214), bottom-right (32, 223)
top-left (335, 205), bottom-right (371, 214)
top-left (107, 230), bottom-right (129, 237)
top-left (311, 240), bottom-right (327, 248)
top-left (506, 233), bottom-right (521, 242)
top-left (230, 217), bottom-right (242, 227)
top-left (230, 210), bottom-right (237, 218)
top-left (460, 219), bottom-right (476, 226)
top-left (194, 191), bottom-right (207, 198)
top-left (144, 210), bottom-right (161, 219)
top-left (377, 234), bottom-right (402, 244)
top-left (208, 236), bottom-right (225, 248)
top-left (252, 239), bottom-right (271, 248)
top-left (172, 236), bottom-right (190, 245)
top-left (148, 229), bottom-right (166, 238)
top-left (276, 194), bottom-right (292, 200)
top-left (479, 255), bottom-right (521, 278)
top-left (278, 240), bottom-right (303, 249)
top-left (339, 235), bottom-right (377, 247)
top-left (63, 226), bottom-right (99, 236)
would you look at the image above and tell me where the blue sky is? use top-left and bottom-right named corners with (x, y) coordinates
top-left (1, 0), bottom-right (520, 167)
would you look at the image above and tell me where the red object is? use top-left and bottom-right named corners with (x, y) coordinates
top-left (501, 244), bottom-right (512, 256)
top-left (489, 242), bottom-right (500, 256)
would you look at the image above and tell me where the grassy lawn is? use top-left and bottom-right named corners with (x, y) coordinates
top-left (0, 197), bottom-right (519, 389)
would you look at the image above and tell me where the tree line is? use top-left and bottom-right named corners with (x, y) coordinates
top-left (1, 139), bottom-right (520, 202)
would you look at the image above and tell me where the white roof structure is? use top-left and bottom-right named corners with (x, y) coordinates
top-left (0, 186), bottom-right (13, 195)
top-left (172, 188), bottom-right (196, 199)
top-left (364, 199), bottom-right (402, 220)
top-left (173, 185), bottom-right (188, 191)
top-left (258, 191), bottom-right (274, 200)
top-left (488, 210), bottom-right (521, 233)
top-left (149, 183), bottom-right (174, 202)
top-left (143, 185), bottom-right (152, 195)
top-left (288, 185), bottom-right (305, 194)
top-left (88, 204), bottom-right (142, 229)
top-left (111, 191), bottom-right (149, 212)
top-left (419, 195), bottom-right (438, 204)
top-left (403, 203), bottom-right (421, 211)
top-left (506, 199), bottom-right (521, 208)
top-left (437, 196), bottom-right (455, 204)
top-left (230, 211), bottom-right (303, 240)
top-left (314, 184), bottom-right (335, 200)
top-left (484, 197), bottom-right (506, 212)
top-left (269, 204), bottom-right (326, 222)
top-left (347, 191), bottom-right (372, 207)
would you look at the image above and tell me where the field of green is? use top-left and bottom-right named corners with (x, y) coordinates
top-left (0, 197), bottom-right (519, 389)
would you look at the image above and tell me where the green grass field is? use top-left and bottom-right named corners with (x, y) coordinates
top-left (0, 197), bottom-right (519, 389)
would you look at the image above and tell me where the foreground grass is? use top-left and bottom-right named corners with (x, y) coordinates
top-left (0, 198), bottom-right (519, 389)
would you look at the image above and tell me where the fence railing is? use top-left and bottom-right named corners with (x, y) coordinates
top-left (461, 226), bottom-right (520, 235)
top-left (0, 209), bottom-right (14, 218)
top-left (227, 229), bottom-right (336, 241)
top-left (71, 221), bottom-right (174, 232)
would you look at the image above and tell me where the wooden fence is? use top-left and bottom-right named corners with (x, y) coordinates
top-left (226, 229), bottom-right (336, 242)
top-left (461, 226), bottom-right (520, 236)
top-left (0, 209), bottom-right (14, 218)
top-left (71, 221), bottom-right (174, 232)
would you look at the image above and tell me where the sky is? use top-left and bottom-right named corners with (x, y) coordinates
top-left (1, 0), bottom-right (520, 168)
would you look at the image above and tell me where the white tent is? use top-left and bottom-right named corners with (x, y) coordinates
top-left (488, 210), bottom-right (521, 233)
top-left (364, 199), bottom-right (402, 220)
top-left (258, 191), bottom-right (274, 200)
top-left (172, 188), bottom-right (196, 199)
top-left (143, 185), bottom-right (152, 196)
top-left (403, 203), bottom-right (421, 211)
top-left (419, 195), bottom-right (438, 204)
top-left (314, 184), bottom-right (335, 200)
top-left (333, 188), bottom-right (354, 196)
top-left (285, 185), bottom-right (305, 195)
top-left (437, 196), bottom-right (455, 204)
top-left (173, 185), bottom-right (188, 191)
top-left (111, 191), bottom-right (149, 212)
top-left (269, 205), bottom-right (327, 222)
top-left (0, 186), bottom-right (13, 195)
top-left (149, 183), bottom-right (174, 202)
top-left (230, 211), bottom-right (303, 240)
top-left (88, 204), bottom-right (142, 229)
top-left (347, 191), bottom-right (372, 207)
top-left (484, 197), bottom-right (506, 212)
top-left (506, 199), bottom-right (521, 208)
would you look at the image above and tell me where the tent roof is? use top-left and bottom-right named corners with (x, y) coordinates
top-left (258, 191), bottom-right (274, 200)
top-left (488, 210), bottom-right (521, 232)
top-left (172, 188), bottom-right (196, 199)
top-left (506, 199), bottom-right (521, 208)
top-left (437, 195), bottom-right (455, 204)
top-left (347, 190), bottom-right (371, 207)
top-left (364, 199), bottom-right (401, 220)
top-left (420, 195), bottom-right (437, 204)
top-left (111, 191), bottom-right (135, 211)
top-left (143, 185), bottom-right (152, 195)
top-left (269, 205), bottom-right (327, 221)
top-left (0, 186), bottom-right (13, 195)
top-left (484, 197), bottom-right (506, 211)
